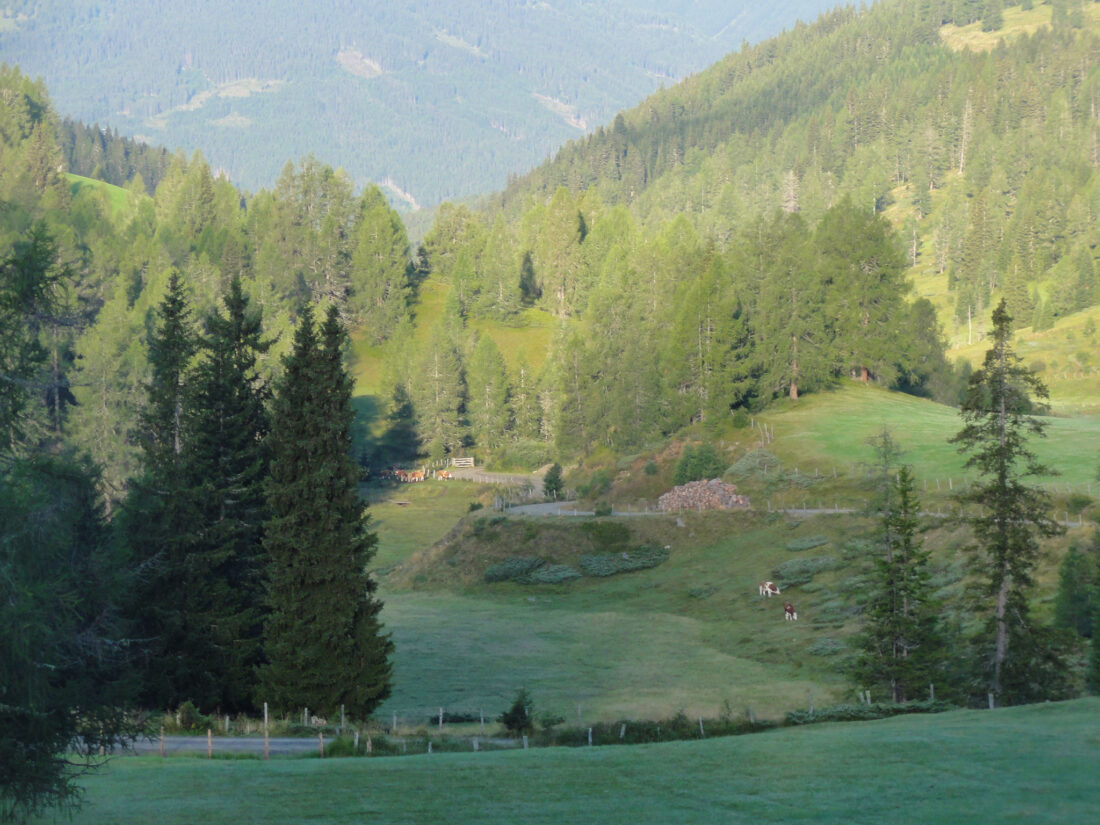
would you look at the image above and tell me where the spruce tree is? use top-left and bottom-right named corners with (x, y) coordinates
top-left (260, 305), bottom-right (392, 717)
top-left (182, 276), bottom-right (271, 711)
top-left (950, 299), bottom-right (1065, 704)
top-left (122, 272), bottom-right (212, 710)
top-left (853, 431), bottom-right (942, 703)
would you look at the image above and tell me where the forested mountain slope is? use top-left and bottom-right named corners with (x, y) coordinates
top-left (490, 1), bottom-right (1100, 345)
top-left (0, 0), bottom-right (839, 205)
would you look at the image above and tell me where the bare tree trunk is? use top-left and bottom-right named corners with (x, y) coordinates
top-left (993, 574), bottom-right (1010, 696)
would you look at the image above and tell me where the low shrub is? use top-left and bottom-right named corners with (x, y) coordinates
top-left (807, 637), bottom-right (845, 656)
top-left (519, 563), bottom-right (581, 584)
top-left (785, 700), bottom-right (954, 726)
top-left (593, 502), bottom-right (613, 517)
top-left (673, 444), bottom-right (726, 485)
top-left (771, 556), bottom-right (840, 587)
top-left (786, 535), bottom-right (829, 552)
top-left (644, 461), bottom-right (659, 476)
top-left (484, 556), bottom-right (545, 583)
top-left (579, 545), bottom-right (670, 577)
top-left (424, 711), bottom-right (482, 725)
top-left (727, 448), bottom-right (782, 479)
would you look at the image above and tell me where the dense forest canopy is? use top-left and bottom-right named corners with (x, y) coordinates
top-left (1, 1), bottom-right (1098, 488)
top-left (0, 0), bottom-right (841, 205)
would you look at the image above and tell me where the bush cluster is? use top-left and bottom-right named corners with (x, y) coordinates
top-left (673, 444), bottom-right (726, 485)
top-left (786, 535), bottom-right (829, 552)
top-left (579, 545), bottom-right (670, 577)
top-left (771, 556), bottom-right (840, 586)
top-left (483, 556), bottom-right (544, 583)
top-left (785, 700), bottom-right (953, 726)
top-left (484, 546), bottom-right (670, 584)
top-left (521, 564), bottom-right (582, 584)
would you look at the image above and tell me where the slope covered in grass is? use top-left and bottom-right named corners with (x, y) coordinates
top-left (48, 699), bottom-right (1100, 824)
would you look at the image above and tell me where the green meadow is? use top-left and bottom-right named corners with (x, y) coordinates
top-left (40, 699), bottom-right (1100, 825)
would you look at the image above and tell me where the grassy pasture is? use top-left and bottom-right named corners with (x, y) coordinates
top-left (752, 383), bottom-right (1100, 494)
top-left (940, 3), bottom-right (1100, 53)
top-left (66, 173), bottom-right (136, 214)
top-left (43, 699), bottom-right (1100, 825)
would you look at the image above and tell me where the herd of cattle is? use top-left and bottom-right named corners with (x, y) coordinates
top-left (377, 467), bottom-right (454, 483)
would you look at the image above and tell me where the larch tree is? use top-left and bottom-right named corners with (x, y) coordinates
top-left (466, 335), bottom-right (512, 451)
top-left (347, 185), bottom-right (412, 342)
top-left (950, 299), bottom-right (1067, 704)
top-left (260, 305), bottom-right (392, 717)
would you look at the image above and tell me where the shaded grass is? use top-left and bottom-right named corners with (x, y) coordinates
top-left (45, 699), bottom-right (1100, 825)
top-left (363, 480), bottom-right (495, 571)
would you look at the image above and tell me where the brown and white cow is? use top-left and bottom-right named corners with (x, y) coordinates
top-left (783, 602), bottom-right (798, 621)
top-left (759, 581), bottom-right (781, 598)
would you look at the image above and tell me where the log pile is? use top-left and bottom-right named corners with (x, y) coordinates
top-left (658, 479), bottom-right (750, 511)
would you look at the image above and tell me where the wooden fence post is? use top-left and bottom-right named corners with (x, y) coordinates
top-left (988, 693), bottom-right (995, 710)
top-left (207, 729), bottom-right (212, 759)
top-left (439, 707), bottom-right (444, 731)
top-left (159, 726), bottom-right (165, 758)
top-left (587, 727), bottom-right (592, 746)
top-left (319, 732), bottom-right (325, 758)
top-left (473, 737), bottom-right (479, 752)
top-left (747, 707), bottom-right (755, 726)
top-left (263, 702), bottom-right (269, 760)
top-left (699, 717), bottom-right (705, 737)
top-left (522, 735), bottom-right (528, 750)
top-left (619, 723), bottom-right (626, 740)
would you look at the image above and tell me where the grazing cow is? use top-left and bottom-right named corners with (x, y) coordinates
top-left (784, 602), bottom-right (798, 621)
top-left (437, 469), bottom-right (453, 480)
top-left (408, 469), bottom-right (426, 482)
top-left (394, 469), bottom-right (409, 483)
top-left (759, 580), bottom-right (781, 598)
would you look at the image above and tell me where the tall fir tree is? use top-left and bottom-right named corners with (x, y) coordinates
top-left (950, 299), bottom-right (1066, 704)
top-left (181, 276), bottom-right (271, 711)
top-left (260, 305), bottom-right (392, 717)
top-left (121, 271), bottom-right (216, 710)
top-left (853, 431), bottom-right (943, 702)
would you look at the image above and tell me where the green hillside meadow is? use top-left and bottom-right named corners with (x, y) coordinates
top-left (36, 699), bottom-right (1100, 825)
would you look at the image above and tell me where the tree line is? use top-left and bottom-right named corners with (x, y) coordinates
top-left (0, 71), bottom-right (394, 821)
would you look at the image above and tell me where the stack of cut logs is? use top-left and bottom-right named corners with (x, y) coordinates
top-left (657, 479), bottom-right (750, 511)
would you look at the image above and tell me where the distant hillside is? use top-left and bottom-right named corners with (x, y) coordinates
top-left (491, 1), bottom-right (1100, 348)
top-left (0, 0), bottom-right (840, 205)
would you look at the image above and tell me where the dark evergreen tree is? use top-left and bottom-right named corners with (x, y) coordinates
top-left (0, 455), bottom-right (138, 824)
top-left (122, 272), bottom-right (214, 711)
top-left (0, 224), bottom-right (137, 822)
top-left (181, 276), bottom-right (271, 711)
top-left (950, 300), bottom-right (1066, 704)
top-left (260, 305), bottom-right (393, 717)
top-left (853, 431), bottom-right (943, 703)
top-left (1053, 533), bottom-right (1098, 639)
top-left (542, 462), bottom-right (564, 500)
top-left (0, 224), bottom-right (67, 450)
top-left (498, 687), bottom-right (535, 735)
top-left (1088, 609), bottom-right (1100, 694)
